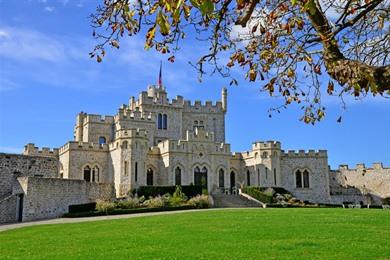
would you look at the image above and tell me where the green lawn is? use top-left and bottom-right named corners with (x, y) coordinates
top-left (1, 208), bottom-right (389, 259)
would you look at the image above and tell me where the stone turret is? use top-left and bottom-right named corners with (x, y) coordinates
top-left (222, 87), bottom-right (227, 113)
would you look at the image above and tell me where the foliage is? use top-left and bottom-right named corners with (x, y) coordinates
top-left (188, 194), bottom-right (210, 208)
top-left (115, 197), bottom-right (140, 209)
top-left (143, 195), bottom-right (166, 208)
top-left (91, 0), bottom-right (390, 124)
top-left (2, 209), bottom-right (390, 258)
top-left (170, 186), bottom-right (188, 206)
top-left (242, 186), bottom-right (273, 204)
top-left (134, 185), bottom-right (202, 198)
top-left (95, 199), bottom-right (116, 214)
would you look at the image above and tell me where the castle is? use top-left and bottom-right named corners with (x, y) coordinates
top-left (1, 83), bottom-right (389, 224)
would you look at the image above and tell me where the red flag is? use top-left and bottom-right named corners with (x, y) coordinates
top-left (158, 61), bottom-right (162, 87)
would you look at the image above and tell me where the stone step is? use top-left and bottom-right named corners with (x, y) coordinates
top-left (212, 193), bottom-right (261, 208)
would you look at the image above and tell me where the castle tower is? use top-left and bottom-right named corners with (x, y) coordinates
top-left (74, 112), bottom-right (85, 141)
top-left (252, 141), bottom-right (281, 187)
top-left (222, 87), bottom-right (227, 113)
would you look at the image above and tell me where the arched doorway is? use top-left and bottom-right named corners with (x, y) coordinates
top-left (194, 166), bottom-right (208, 189)
top-left (147, 168), bottom-right (154, 186)
top-left (230, 171), bottom-right (235, 193)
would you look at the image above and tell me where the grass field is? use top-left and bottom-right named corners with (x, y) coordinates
top-left (1, 208), bottom-right (389, 259)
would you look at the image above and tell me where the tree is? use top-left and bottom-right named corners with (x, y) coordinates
top-left (90, 0), bottom-right (389, 124)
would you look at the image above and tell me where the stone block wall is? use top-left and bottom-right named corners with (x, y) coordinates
top-left (17, 177), bottom-right (114, 222)
top-left (0, 194), bottom-right (17, 224)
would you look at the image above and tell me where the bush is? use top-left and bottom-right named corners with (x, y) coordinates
top-left (242, 186), bottom-right (273, 204)
top-left (68, 203), bottom-right (96, 213)
top-left (143, 195), bottom-right (166, 208)
top-left (169, 186), bottom-right (187, 207)
top-left (96, 199), bottom-right (116, 214)
top-left (135, 185), bottom-right (202, 198)
top-left (188, 195), bottom-right (210, 208)
top-left (116, 197), bottom-right (140, 209)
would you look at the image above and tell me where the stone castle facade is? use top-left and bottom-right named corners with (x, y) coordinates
top-left (1, 84), bottom-right (389, 223)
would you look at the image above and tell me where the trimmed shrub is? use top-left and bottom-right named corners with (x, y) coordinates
top-left (242, 186), bottom-right (273, 204)
top-left (68, 203), bottom-right (96, 213)
top-left (143, 196), bottom-right (165, 208)
top-left (135, 185), bottom-right (202, 198)
top-left (96, 199), bottom-right (115, 214)
top-left (188, 195), bottom-right (210, 208)
top-left (116, 197), bottom-right (140, 209)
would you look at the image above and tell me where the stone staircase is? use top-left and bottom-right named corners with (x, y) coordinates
top-left (212, 193), bottom-right (262, 208)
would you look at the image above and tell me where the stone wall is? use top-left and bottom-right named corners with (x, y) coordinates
top-left (0, 194), bottom-right (17, 224)
top-left (17, 177), bottom-right (114, 222)
top-left (0, 153), bottom-right (58, 197)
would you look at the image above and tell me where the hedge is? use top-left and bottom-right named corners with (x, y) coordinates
top-left (134, 185), bottom-right (202, 198)
top-left (68, 203), bottom-right (97, 213)
top-left (63, 205), bottom-right (198, 218)
top-left (242, 186), bottom-right (273, 204)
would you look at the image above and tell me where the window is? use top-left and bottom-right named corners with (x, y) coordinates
top-left (303, 170), bottom-right (310, 188)
top-left (158, 113), bottom-right (163, 129)
top-left (296, 170), bottom-right (302, 188)
top-left (262, 152), bottom-right (268, 158)
top-left (83, 166), bottom-right (91, 182)
top-left (257, 168), bottom-right (260, 186)
top-left (296, 169), bottom-right (310, 188)
top-left (194, 166), bottom-right (207, 188)
top-left (99, 136), bottom-right (106, 145)
top-left (122, 141), bottom-right (128, 149)
top-left (265, 167), bottom-right (268, 179)
top-left (175, 167), bottom-right (181, 185)
top-left (163, 114), bottom-right (168, 129)
top-left (135, 162), bottom-right (138, 182)
top-left (124, 161), bottom-right (128, 176)
top-left (219, 169), bottom-right (224, 188)
top-left (274, 168), bottom-right (277, 186)
top-left (147, 168), bottom-right (154, 186)
top-left (246, 170), bottom-right (251, 186)
top-left (92, 166), bottom-right (100, 182)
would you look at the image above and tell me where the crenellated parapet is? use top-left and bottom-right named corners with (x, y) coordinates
top-left (23, 143), bottom-right (59, 158)
top-left (337, 162), bottom-right (388, 171)
top-left (252, 141), bottom-right (281, 150)
top-left (58, 142), bottom-right (109, 154)
top-left (185, 128), bottom-right (215, 142)
top-left (116, 106), bottom-right (153, 121)
top-left (183, 100), bottom-right (224, 113)
top-left (281, 149), bottom-right (327, 158)
top-left (115, 128), bottom-right (148, 140)
top-left (84, 114), bottom-right (115, 124)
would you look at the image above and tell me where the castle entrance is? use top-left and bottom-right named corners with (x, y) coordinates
top-left (194, 166), bottom-right (208, 189)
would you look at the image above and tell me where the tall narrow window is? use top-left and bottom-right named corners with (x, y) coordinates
top-left (147, 168), bottom-right (154, 186)
top-left (246, 170), bottom-right (251, 186)
top-left (303, 170), bottom-right (310, 188)
top-left (135, 162), bottom-right (138, 182)
top-left (296, 170), bottom-right (302, 188)
top-left (219, 169), bottom-right (224, 188)
top-left (93, 166), bottom-right (100, 182)
top-left (257, 168), bottom-right (260, 186)
top-left (175, 167), bottom-right (181, 185)
top-left (158, 113), bottom-right (162, 129)
top-left (265, 168), bottom-right (268, 179)
top-left (124, 161), bottom-right (128, 176)
top-left (83, 166), bottom-right (91, 182)
top-left (163, 114), bottom-right (168, 129)
top-left (274, 168), bottom-right (277, 186)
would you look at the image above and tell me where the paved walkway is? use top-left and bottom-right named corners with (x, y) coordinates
top-left (0, 208), bottom-right (247, 233)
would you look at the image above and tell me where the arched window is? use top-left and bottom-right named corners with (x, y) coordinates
top-left (194, 166), bottom-right (207, 188)
top-left (262, 152), bottom-right (268, 158)
top-left (122, 141), bottom-right (128, 149)
top-left (124, 161), bottom-right (128, 176)
top-left (303, 170), bottom-right (310, 188)
top-left (158, 113), bottom-right (162, 129)
top-left (92, 166), bottom-right (100, 182)
top-left (163, 114), bottom-right (168, 129)
top-left (83, 166), bottom-right (91, 182)
top-left (175, 167), bottom-right (181, 185)
top-left (147, 168), bottom-right (154, 186)
top-left (230, 171), bottom-right (236, 191)
top-left (295, 170), bottom-right (302, 188)
top-left (254, 152), bottom-right (258, 159)
top-left (274, 168), bottom-right (277, 186)
top-left (219, 169), bottom-right (224, 188)
top-left (99, 136), bottom-right (106, 145)
top-left (246, 170), bottom-right (251, 186)
top-left (257, 168), bottom-right (260, 186)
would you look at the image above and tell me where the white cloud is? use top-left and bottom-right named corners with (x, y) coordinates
top-left (44, 6), bottom-right (55, 12)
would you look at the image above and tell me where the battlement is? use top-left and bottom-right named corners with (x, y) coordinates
top-left (23, 143), bottom-right (59, 157)
top-left (231, 152), bottom-right (243, 159)
top-left (185, 128), bottom-right (215, 142)
top-left (116, 106), bottom-right (153, 121)
top-left (281, 149), bottom-right (327, 158)
top-left (115, 128), bottom-right (148, 139)
top-left (183, 100), bottom-right (223, 113)
top-left (252, 140), bottom-right (281, 150)
top-left (337, 162), bottom-right (388, 171)
top-left (85, 114), bottom-right (115, 124)
top-left (58, 142), bottom-right (109, 154)
top-left (157, 138), bottom-right (230, 154)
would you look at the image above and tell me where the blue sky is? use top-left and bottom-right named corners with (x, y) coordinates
top-left (0, 0), bottom-right (389, 169)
